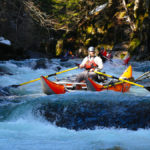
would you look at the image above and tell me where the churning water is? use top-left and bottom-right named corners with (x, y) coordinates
top-left (0, 58), bottom-right (150, 150)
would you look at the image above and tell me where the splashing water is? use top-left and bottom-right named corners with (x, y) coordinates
top-left (0, 58), bottom-right (150, 150)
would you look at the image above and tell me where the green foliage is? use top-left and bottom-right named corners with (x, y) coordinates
top-left (56, 39), bottom-right (63, 56)
top-left (86, 26), bottom-right (94, 34)
top-left (35, 0), bottom-right (81, 30)
top-left (129, 38), bottom-right (141, 52)
top-left (126, 1), bottom-right (134, 8)
top-left (25, 0), bottom-right (149, 59)
top-left (32, 0), bottom-right (109, 31)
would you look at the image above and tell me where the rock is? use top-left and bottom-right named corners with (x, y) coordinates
top-left (55, 66), bottom-right (61, 72)
top-left (36, 99), bottom-right (150, 130)
top-left (0, 43), bottom-right (28, 60)
top-left (113, 42), bottom-right (130, 51)
top-left (0, 66), bottom-right (13, 75)
top-left (32, 59), bottom-right (48, 70)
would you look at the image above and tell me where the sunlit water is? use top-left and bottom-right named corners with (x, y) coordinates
top-left (0, 58), bottom-right (150, 150)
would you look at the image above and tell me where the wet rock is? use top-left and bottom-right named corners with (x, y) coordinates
top-left (0, 66), bottom-right (13, 75)
top-left (32, 59), bottom-right (48, 70)
top-left (36, 100), bottom-right (150, 130)
top-left (54, 66), bottom-right (61, 72)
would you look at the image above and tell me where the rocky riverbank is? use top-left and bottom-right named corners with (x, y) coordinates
top-left (0, 0), bottom-right (149, 61)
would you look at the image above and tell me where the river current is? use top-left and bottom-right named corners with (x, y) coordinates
top-left (0, 58), bottom-right (150, 150)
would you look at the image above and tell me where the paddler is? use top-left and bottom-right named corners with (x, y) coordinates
top-left (76, 46), bottom-right (104, 82)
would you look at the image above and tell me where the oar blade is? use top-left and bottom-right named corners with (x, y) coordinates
top-left (10, 84), bottom-right (20, 88)
top-left (145, 86), bottom-right (150, 91)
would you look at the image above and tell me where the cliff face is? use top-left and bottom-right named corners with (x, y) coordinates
top-left (65, 0), bottom-right (150, 60)
top-left (0, 0), bottom-right (149, 60)
top-left (0, 0), bottom-right (57, 60)
top-left (0, 0), bottom-right (33, 59)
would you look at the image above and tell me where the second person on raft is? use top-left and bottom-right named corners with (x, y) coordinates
top-left (76, 46), bottom-right (103, 82)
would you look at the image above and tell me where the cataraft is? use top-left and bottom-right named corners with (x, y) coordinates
top-left (40, 65), bottom-right (132, 95)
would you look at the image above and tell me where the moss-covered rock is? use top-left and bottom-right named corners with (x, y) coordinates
top-left (0, 0), bottom-right (149, 60)
top-left (129, 38), bottom-right (141, 53)
top-left (56, 39), bottom-right (63, 56)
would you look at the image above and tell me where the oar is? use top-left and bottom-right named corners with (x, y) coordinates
top-left (134, 71), bottom-right (150, 82)
top-left (94, 71), bottom-right (150, 91)
top-left (11, 66), bottom-right (78, 88)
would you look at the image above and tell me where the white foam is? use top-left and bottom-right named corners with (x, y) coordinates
top-left (1, 58), bottom-right (150, 150)
top-left (0, 119), bottom-right (150, 150)
top-left (0, 37), bottom-right (11, 45)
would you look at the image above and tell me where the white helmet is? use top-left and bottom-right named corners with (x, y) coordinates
top-left (88, 46), bottom-right (95, 52)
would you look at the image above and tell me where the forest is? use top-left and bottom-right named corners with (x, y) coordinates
top-left (0, 0), bottom-right (149, 60)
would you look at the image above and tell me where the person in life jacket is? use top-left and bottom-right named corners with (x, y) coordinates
top-left (100, 47), bottom-right (107, 57)
top-left (98, 47), bottom-right (107, 63)
top-left (99, 47), bottom-right (113, 62)
top-left (76, 46), bottom-right (103, 83)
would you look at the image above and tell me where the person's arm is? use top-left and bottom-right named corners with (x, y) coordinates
top-left (80, 57), bottom-right (88, 68)
top-left (94, 57), bottom-right (103, 71)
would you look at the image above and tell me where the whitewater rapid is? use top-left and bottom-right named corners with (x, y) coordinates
top-left (0, 58), bottom-right (150, 150)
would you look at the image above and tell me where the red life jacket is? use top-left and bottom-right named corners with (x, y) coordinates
top-left (101, 50), bottom-right (107, 57)
top-left (84, 57), bottom-right (98, 70)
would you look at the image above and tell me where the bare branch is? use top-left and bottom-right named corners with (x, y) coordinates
top-left (122, 0), bottom-right (136, 31)
top-left (23, 1), bottom-right (69, 31)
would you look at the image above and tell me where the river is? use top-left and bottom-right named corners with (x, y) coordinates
top-left (0, 58), bottom-right (150, 150)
